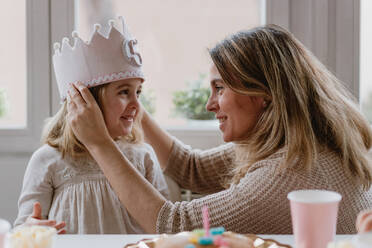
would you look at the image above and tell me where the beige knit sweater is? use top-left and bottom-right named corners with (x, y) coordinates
top-left (156, 139), bottom-right (372, 234)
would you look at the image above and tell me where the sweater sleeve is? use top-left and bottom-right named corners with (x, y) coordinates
top-left (143, 144), bottom-right (170, 200)
top-left (14, 146), bottom-right (55, 226)
top-left (164, 138), bottom-right (235, 194)
top-left (156, 159), bottom-right (296, 234)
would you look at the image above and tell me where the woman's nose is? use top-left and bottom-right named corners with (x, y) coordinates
top-left (206, 93), bottom-right (218, 113)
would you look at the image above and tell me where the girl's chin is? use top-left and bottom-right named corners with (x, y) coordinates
top-left (110, 129), bottom-right (132, 140)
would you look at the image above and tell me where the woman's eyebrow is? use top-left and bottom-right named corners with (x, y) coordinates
top-left (210, 79), bottom-right (223, 85)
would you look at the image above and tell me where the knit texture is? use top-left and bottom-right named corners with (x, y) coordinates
top-left (156, 139), bottom-right (372, 234)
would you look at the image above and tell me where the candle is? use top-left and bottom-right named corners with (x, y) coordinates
top-left (202, 205), bottom-right (210, 237)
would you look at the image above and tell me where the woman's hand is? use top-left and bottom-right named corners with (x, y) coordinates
top-left (24, 202), bottom-right (66, 234)
top-left (67, 82), bottom-right (111, 149)
top-left (356, 209), bottom-right (372, 233)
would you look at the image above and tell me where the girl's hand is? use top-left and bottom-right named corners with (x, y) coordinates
top-left (356, 209), bottom-right (372, 233)
top-left (67, 82), bottom-right (111, 149)
top-left (24, 202), bottom-right (66, 234)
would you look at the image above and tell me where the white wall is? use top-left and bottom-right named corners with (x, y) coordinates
top-left (0, 154), bottom-right (30, 223)
top-left (0, 0), bottom-right (51, 224)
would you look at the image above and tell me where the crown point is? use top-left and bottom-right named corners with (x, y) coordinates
top-left (53, 42), bottom-right (61, 51)
top-left (72, 31), bottom-right (79, 38)
top-left (108, 19), bottom-right (115, 27)
top-left (94, 24), bottom-right (101, 32)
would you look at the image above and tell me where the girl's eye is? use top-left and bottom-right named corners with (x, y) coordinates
top-left (119, 89), bottom-right (129, 95)
top-left (136, 90), bottom-right (142, 97)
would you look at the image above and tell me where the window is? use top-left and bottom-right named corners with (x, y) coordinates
top-left (75, 0), bottom-right (263, 129)
top-left (0, 0), bottom-right (51, 153)
top-left (0, 1), bottom-right (27, 129)
top-left (360, 0), bottom-right (372, 124)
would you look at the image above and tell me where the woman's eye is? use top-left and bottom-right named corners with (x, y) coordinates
top-left (215, 85), bottom-right (223, 92)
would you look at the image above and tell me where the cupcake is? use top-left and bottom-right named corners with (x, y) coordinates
top-left (154, 228), bottom-right (253, 248)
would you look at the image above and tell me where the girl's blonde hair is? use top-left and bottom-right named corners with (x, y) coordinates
top-left (209, 24), bottom-right (372, 188)
top-left (42, 83), bottom-right (143, 159)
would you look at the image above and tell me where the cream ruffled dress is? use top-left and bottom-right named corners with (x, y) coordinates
top-left (14, 142), bottom-right (169, 234)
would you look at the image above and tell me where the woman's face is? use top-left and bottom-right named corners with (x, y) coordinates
top-left (206, 65), bottom-right (265, 142)
top-left (100, 78), bottom-right (142, 139)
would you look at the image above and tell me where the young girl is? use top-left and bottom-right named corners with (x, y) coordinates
top-left (14, 17), bottom-right (169, 234)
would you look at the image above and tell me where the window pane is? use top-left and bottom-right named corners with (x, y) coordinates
top-left (361, 0), bottom-right (372, 124)
top-left (0, 0), bottom-right (27, 129)
top-left (75, 0), bottom-right (262, 127)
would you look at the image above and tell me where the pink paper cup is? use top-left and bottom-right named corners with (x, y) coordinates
top-left (287, 190), bottom-right (342, 248)
top-left (0, 219), bottom-right (11, 248)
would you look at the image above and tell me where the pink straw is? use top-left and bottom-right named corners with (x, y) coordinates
top-left (202, 205), bottom-right (210, 236)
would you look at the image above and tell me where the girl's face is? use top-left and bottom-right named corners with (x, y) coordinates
top-left (206, 65), bottom-right (265, 142)
top-left (100, 78), bottom-right (142, 139)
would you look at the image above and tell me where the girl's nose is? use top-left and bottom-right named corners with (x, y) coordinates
top-left (129, 94), bottom-right (140, 110)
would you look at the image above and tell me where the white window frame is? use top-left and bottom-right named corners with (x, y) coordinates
top-left (50, 0), bottom-right (75, 114)
top-left (0, 0), bottom-right (361, 153)
top-left (266, 0), bottom-right (360, 99)
top-left (0, 0), bottom-right (51, 154)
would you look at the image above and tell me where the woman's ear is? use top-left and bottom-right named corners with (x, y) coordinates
top-left (262, 96), bottom-right (272, 108)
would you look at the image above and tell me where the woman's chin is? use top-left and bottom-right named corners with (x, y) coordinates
top-left (222, 134), bottom-right (232, 142)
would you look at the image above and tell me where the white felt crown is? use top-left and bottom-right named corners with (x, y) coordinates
top-left (53, 16), bottom-right (144, 101)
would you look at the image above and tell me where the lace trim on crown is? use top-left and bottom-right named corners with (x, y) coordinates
top-left (60, 70), bottom-right (144, 101)
top-left (84, 70), bottom-right (144, 87)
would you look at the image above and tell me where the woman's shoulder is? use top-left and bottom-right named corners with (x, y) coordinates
top-left (208, 142), bottom-right (236, 154)
top-left (247, 147), bottom-right (341, 175)
top-left (251, 146), bottom-right (339, 165)
top-left (238, 148), bottom-right (288, 176)
top-left (253, 148), bottom-right (286, 165)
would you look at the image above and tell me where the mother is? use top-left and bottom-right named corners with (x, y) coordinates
top-left (67, 25), bottom-right (372, 234)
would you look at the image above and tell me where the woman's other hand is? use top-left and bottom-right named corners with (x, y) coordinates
top-left (24, 202), bottom-right (66, 234)
top-left (67, 82), bottom-right (111, 149)
top-left (356, 209), bottom-right (372, 233)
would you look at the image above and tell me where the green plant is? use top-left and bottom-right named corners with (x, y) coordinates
top-left (172, 74), bottom-right (215, 120)
top-left (0, 89), bottom-right (7, 118)
top-left (140, 88), bottom-right (156, 115)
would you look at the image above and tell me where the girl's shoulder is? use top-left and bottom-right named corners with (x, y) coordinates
top-left (116, 141), bottom-right (156, 158)
top-left (29, 144), bottom-right (62, 167)
top-left (24, 145), bottom-right (64, 179)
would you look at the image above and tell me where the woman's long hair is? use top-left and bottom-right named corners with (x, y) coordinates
top-left (209, 24), bottom-right (372, 188)
top-left (42, 83), bottom-right (143, 159)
